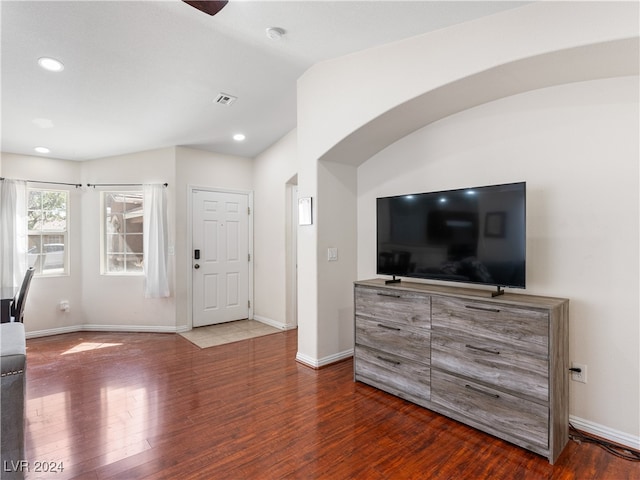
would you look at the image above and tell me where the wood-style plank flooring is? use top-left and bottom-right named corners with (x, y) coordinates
top-left (22, 330), bottom-right (639, 479)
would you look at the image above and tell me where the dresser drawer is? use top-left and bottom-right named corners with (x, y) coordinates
top-left (355, 345), bottom-right (431, 400)
top-left (355, 286), bottom-right (431, 329)
top-left (431, 333), bottom-right (548, 402)
top-left (431, 370), bottom-right (548, 449)
top-left (356, 316), bottom-right (430, 364)
top-left (432, 297), bottom-right (548, 356)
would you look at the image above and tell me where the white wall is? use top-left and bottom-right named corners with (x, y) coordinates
top-left (296, 0), bottom-right (638, 368)
top-left (317, 160), bottom-right (357, 360)
top-left (81, 147), bottom-right (177, 330)
top-left (298, 1), bottom-right (638, 169)
top-left (2, 146), bottom-right (259, 334)
top-left (358, 76), bottom-right (639, 442)
top-left (252, 130), bottom-right (298, 329)
top-left (1, 154), bottom-right (84, 333)
top-left (174, 146), bottom-right (254, 329)
top-left (296, 0), bottom-right (639, 446)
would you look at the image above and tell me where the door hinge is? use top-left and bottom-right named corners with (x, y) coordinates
top-left (248, 253), bottom-right (251, 262)
top-left (248, 207), bottom-right (251, 215)
top-left (248, 300), bottom-right (251, 309)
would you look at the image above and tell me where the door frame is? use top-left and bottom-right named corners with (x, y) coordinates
top-left (285, 182), bottom-right (298, 328)
top-left (187, 185), bottom-right (254, 329)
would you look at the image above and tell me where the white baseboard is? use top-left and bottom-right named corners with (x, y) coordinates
top-left (25, 324), bottom-right (181, 339)
top-left (253, 314), bottom-right (297, 331)
top-left (296, 349), bottom-right (353, 369)
top-left (25, 325), bottom-right (83, 339)
top-left (570, 415), bottom-right (640, 451)
top-left (81, 324), bottom-right (179, 333)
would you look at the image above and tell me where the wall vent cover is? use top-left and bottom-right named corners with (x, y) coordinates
top-left (214, 93), bottom-right (237, 106)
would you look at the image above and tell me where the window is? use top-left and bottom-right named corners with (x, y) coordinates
top-left (28, 189), bottom-right (68, 275)
top-left (103, 192), bottom-right (144, 274)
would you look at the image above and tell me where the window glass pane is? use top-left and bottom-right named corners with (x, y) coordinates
top-left (28, 210), bottom-right (43, 230)
top-left (28, 190), bottom-right (41, 210)
top-left (126, 255), bottom-right (143, 273)
top-left (27, 235), bottom-right (42, 273)
top-left (107, 213), bottom-right (121, 234)
top-left (126, 234), bottom-right (143, 254)
top-left (106, 233), bottom-right (123, 253)
top-left (107, 254), bottom-right (124, 273)
top-left (104, 192), bottom-right (144, 274)
top-left (28, 189), bottom-right (68, 276)
top-left (44, 191), bottom-right (66, 208)
top-left (42, 235), bottom-right (65, 274)
top-left (42, 191), bottom-right (67, 231)
top-left (44, 211), bottom-right (66, 230)
top-left (125, 216), bottom-right (143, 233)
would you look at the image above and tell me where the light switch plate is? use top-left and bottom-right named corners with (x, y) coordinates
top-left (327, 247), bottom-right (338, 261)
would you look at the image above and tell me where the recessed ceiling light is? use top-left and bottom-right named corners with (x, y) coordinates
top-left (233, 133), bottom-right (246, 142)
top-left (34, 146), bottom-right (51, 154)
top-left (38, 57), bottom-right (64, 72)
top-left (265, 27), bottom-right (285, 41)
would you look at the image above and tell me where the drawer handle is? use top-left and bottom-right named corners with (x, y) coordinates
top-left (377, 292), bottom-right (401, 298)
top-left (465, 384), bottom-right (500, 399)
top-left (378, 323), bottom-right (401, 331)
top-left (465, 344), bottom-right (500, 355)
top-left (465, 305), bottom-right (501, 313)
top-left (377, 356), bottom-right (401, 366)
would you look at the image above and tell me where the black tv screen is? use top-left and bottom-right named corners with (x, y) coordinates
top-left (377, 182), bottom-right (526, 289)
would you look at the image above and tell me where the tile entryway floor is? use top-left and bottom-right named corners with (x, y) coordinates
top-left (179, 319), bottom-right (281, 349)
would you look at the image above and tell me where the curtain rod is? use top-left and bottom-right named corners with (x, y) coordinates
top-left (86, 182), bottom-right (168, 188)
top-left (0, 177), bottom-right (82, 188)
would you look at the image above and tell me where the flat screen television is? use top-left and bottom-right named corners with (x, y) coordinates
top-left (377, 182), bottom-right (526, 291)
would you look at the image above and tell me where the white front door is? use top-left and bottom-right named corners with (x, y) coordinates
top-left (192, 189), bottom-right (249, 327)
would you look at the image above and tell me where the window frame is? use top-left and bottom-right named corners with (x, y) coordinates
top-left (27, 188), bottom-right (69, 277)
top-left (101, 190), bottom-right (145, 276)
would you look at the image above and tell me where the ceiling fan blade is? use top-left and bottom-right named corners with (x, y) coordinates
top-left (182, 1), bottom-right (228, 16)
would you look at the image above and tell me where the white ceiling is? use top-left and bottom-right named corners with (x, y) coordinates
top-left (1, 1), bottom-right (529, 161)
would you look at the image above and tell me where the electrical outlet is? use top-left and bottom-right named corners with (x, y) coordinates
top-left (571, 362), bottom-right (587, 383)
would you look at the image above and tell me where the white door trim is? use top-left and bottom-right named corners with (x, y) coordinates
top-left (286, 184), bottom-right (298, 328)
top-left (187, 185), bottom-right (254, 329)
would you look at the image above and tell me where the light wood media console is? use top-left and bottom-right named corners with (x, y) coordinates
top-left (354, 278), bottom-right (569, 464)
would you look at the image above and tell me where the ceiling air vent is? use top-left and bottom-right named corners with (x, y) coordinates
top-left (214, 93), bottom-right (237, 106)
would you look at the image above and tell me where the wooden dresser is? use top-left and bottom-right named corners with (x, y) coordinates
top-left (354, 278), bottom-right (569, 464)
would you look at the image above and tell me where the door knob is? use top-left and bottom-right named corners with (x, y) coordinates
top-left (194, 264), bottom-right (200, 269)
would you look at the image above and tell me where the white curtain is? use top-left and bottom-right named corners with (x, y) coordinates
top-left (143, 184), bottom-right (169, 298)
top-left (0, 179), bottom-right (28, 288)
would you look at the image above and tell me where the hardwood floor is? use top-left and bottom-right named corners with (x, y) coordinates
top-left (22, 330), bottom-right (638, 480)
